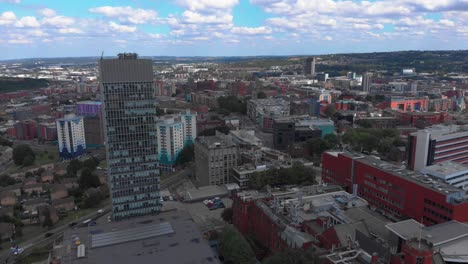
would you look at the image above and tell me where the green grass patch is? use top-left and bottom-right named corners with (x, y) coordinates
top-left (98, 159), bottom-right (107, 169)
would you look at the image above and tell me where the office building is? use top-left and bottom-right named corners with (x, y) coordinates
top-left (76, 101), bottom-right (105, 147)
top-left (195, 133), bottom-right (238, 186)
top-left (304, 57), bottom-right (316, 76)
top-left (100, 53), bottom-right (161, 220)
top-left (56, 115), bottom-right (86, 159)
top-left (273, 115), bottom-right (335, 149)
top-left (420, 161), bottom-right (468, 190)
top-left (315, 72), bottom-right (329, 82)
top-left (322, 151), bottom-right (468, 226)
top-left (385, 96), bottom-right (428, 111)
top-left (408, 125), bottom-right (468, 171)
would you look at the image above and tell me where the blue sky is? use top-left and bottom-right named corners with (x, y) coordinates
top-left (0, 0), bottom-right (467, 59)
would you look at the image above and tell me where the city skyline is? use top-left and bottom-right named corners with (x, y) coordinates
top-left (1, 0), bottom-right (468, 59)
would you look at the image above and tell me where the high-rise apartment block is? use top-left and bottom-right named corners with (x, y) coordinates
top-left (100, 53), bottom-right (161, 220)
top-left (156, 110), bottom-right (197, 171)
top-left (195, 133), bottom-right (238, 186)
top-left (180, 109), bottom-right (197, 146)
top-left (157, 118), bottom-right (184, 172)
top-left (304, 57), bottom-right (316, 76)
top-left (362, 72), bottom-right (373, 92)
top-left (56, 115), bottom-right (86, 159)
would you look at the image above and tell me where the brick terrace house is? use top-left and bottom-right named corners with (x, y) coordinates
top-left (50, 184), bottom-right (68, 200)
top-left (52, 197), bottom-right (75, 213)
top-left (0, 191), bottom-right (17, 206)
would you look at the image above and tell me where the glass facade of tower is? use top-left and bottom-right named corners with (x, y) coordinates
top-left (100, 54), bottom-right (161, 220)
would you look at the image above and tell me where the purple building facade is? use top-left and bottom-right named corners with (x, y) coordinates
top-left (76, 101), bottom-right (102, 117)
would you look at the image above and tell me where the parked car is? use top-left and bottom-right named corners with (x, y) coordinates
top-left (45, 232), bottom-right (54, 238)
top-left (97, 209), bottom-right (104, 214)
top-left (69, 222), bottom-right (78, 227)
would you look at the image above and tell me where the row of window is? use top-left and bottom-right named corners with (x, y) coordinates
top-left (423, 198), bottom-right (453, 214)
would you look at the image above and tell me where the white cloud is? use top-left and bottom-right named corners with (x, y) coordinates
top-left (14, 16), bottom-right (40, 28)
top-left (149, 33), bottom-right (163, 39)
top-left (0, 0), bottom-right (20, 3)
top-left (192, 36), bottom-right (209, 41)
top-left (0, 11), bottom-right (17, 25)
top-left (439, 19), bottom-right (455, 27)
top-left (231, 26), bottom-right (272, 35)
top-left (42, 16), bottom-right (75, 28)
top-left (182, 10), bottom-right (232, 24)
top-left (38, 8), bottom-right (57, 17)
top-left (28, 29), bottom-right (48, 37)
top-left (225, 39), bottom-right (240, 43)
top-left (108, 21), bottom-right (137, 33)
top-left (176, 0), bottom-right (239, 12)
top-left (323, 36), bottom-right (333, 41)
top-left (58, 28), bottom-right (84, 34)
top-left (89, 6), bottom-right (157, 24)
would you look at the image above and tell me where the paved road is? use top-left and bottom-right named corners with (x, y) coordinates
top-left (0, 206), bottom-right (111, 264)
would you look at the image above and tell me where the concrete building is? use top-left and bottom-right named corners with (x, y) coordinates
top-left (100, 53), bottom-right (161, 220)
top-left (408, 125), bottom-right (468, 171)
top-left (195, 133), bottom-right (238, 186)
top-left (247, 98), bottom-right (290, 132)
top-left (56, 115), bottom-right (86, 159)
top-left (76, 101), bottom-right (105, 147)
top-left (420, 161), bottom-right (468, 190)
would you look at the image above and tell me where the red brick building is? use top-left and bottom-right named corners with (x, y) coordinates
top-left (395, 111), bottom-right (450, 127)
top-left (321, 151), bottom-right (468, 226)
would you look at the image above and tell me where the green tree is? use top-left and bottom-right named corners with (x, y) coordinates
top-left (221, 207), bottom-right (233, 224)
top-left (79, 168), bottom-right (101, 189)
top-left (0, 137), bottom-right (13, 147)
top-left (83, 157), bottom-right (99, 171)
top-left (67, 159), bottom-right (83, 176)
top-left (22, 155), bottom-right (34, 166)
top-left (263, 248), bottom-right (320, 264)
top-left (41, 207), bottom-right (54, 228)
top-left (306, 138), bottom-right (330, 156)
top-left (220, 226), bottom-right (256, 264)
top-left (323, 104), bottom-right (336, 118)
top-left (0, 175), bottom-right (16, 187)
top-left (257, 91), bottom-right (267, 99)
top-left (82, 190), bottom-right (104, 208)
top-left (12, 144), bottom-right (35, 166)
top-left (323, 134), bottom-right (338, 148)
top-left (176, 145), bottom-right (194, 166)
top-left (217, 96), bottom-right (247, 114)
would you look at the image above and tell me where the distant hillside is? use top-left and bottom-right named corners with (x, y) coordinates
top-left (0, 78), bottom-right (49, 93)
top-left (316, 50), bottom-right (468, 76)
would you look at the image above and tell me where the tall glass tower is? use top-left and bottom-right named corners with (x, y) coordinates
top-left (99, 53), bottom-right (161, 220)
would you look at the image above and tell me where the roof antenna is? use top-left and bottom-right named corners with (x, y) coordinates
top-left (100, 51), bottom-right (104, 60)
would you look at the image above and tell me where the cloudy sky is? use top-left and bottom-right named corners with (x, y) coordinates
top-left (1, 0), bottom-right (468, 59)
